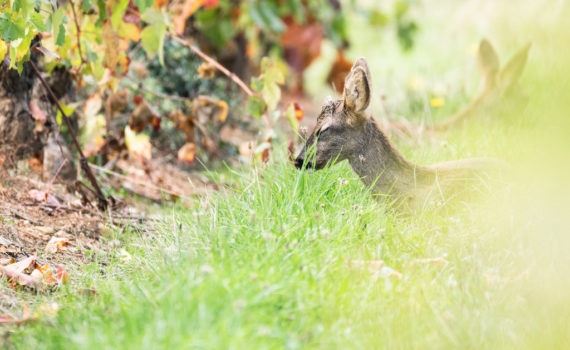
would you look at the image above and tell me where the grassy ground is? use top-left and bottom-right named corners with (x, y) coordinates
top-left (6, 0), bottom-right (570, 349)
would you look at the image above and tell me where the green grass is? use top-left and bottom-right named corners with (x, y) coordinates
top-left (7, 150), bottom-right (570, 349)
top-left (7, 1), bottom-right (570, 349)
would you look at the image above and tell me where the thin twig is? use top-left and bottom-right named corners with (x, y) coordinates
top-left (69, 0), bottom-right (87, 67)
top-left (88, 163), bottom-right (191, 200)
top-left (167, 33), bottom-right (254, 96)
top-left (44, 158), bottom-right (67, 195)
top-left (124, 76), bottom-right (191, 103)
top-left (28, 59), bottom-right (108, 210)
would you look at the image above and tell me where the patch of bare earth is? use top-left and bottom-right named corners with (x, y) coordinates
top-left (0, 158), bottom-right (216, 318)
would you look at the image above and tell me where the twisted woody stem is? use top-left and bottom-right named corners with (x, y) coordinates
top-left (28, 59), bottom-right (108, 210)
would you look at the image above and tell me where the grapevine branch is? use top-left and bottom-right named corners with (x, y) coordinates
top-left (167, 33), bottom-right (254, 97)
top-left (69, 0), bottom-right (87, 67)
top-left (28, 60), bottom-right (108, 210)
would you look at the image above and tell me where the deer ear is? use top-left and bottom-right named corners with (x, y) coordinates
top-left (343, 59), bottom-right (371, 114)
top-left (498, 42), bottom-right (531, 93)
top-left (477, 39), bottom-right (500, 88)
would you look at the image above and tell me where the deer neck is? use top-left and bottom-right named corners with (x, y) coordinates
top-left (348, 118), bottom-right (431, 196)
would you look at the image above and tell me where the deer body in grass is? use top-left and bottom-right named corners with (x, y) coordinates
top-left (295, 58), bottom-right (502, 209)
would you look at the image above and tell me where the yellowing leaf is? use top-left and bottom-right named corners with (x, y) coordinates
top-left (173, 0), bottom-right (205, 35)
top-left (117, 21), bottom-right (141, 42)
top-left (285, 103), bottom-right (298, 132)
top-left (217, 100), bottom-right (228, 122)
top-left (178, 142), bottom-right (196, 164)
top-left (84, 94), bottom-right (103, 118)
top-left (197, 62), bottom-right (215, 79)
top-left (262, 82), bottom-right (281, 111)
top-left (0, 40), bottom-right (7, 61)
top-left (124, 126), bottom-right (152, 160)
top-left (102, 20), bottom-right (120, 70)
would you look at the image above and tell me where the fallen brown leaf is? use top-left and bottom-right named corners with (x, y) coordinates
top-left (0, 256), bottom-right (42, 289)
top-left (178, 142), bottom-right (197, 164)
top-left (28, 189), bottom-right (60, 207)
top-left (45, 237), bottom-right (69, 254)
top-left (0, 305), bottom-right (35, 325)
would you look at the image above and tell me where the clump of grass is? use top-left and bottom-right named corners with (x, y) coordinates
top-left (7, 151), bottom-right (569, 349)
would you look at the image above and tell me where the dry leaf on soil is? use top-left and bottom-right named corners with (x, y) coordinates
top-left (45, 237), bottom-right (69, 254)
top-left (124, 126), bottom-right (152, 160)
top-left (0, 305), bottom-right (34, 325)
top-left (0, 256), bottom-right (69, 290)
top-left (28, 189), bottom-right (60, 206)
top-left (178, 142), bottom-right (197, 164)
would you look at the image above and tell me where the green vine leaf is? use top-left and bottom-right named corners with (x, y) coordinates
top-left (246, 95), bottom-right (266, 119)
top-left (141, 8), bottom-right (167, 64)
top-left (0, 14), bottom-right (26, 42)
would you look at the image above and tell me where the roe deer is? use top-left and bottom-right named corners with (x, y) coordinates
top-left (386, 39), bottom-right (531, 136)
top-left (295, 57), bottom-right (503, 210)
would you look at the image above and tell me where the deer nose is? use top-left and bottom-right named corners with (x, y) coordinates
top-left (295, 157), bottom-right (304, 169)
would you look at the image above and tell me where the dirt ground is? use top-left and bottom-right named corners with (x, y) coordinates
top-left (0, 155), bottom-right (217, 317)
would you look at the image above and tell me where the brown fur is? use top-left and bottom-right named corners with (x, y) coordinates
top-left (295, 57), bottom-right (503, 209)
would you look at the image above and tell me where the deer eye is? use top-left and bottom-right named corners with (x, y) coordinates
top-left (317, 127), bottom-right (331, 137)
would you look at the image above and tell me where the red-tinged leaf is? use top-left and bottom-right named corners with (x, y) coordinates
top-left (203, 0), bottom-right (218, 8)
top-left (29, 102), bottom-right (47, 121)
top-left (327, 50), bottom-right (353, 95)
top-left (0, 315), bottom-right (15, 323)
top-left (294, 102), bottom-right (303, 121)
top-left (129, 100), bottom-right (157, 131)
top-left (155, 0), bottom-right (169, 7)
top-left (133, 95), bottom-right (143, 105)
top-left (56, 265), bottom-right (70, 283)
top-left (123, 1), bottom-right (141, 24)
top-left (288, 140), bottom-right (295, 162)
top-left (254, 142), bottom-right (271, 163)
top-left (151, 115), bottom-right (162, 131)
top-left (261, 148), bottom-right (269, 164)
top-left (281, 17), bottom-right (324, 72)
top-left (178, 142), bottom-right (196, 164)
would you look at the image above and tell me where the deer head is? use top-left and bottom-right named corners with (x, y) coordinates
top-left (295, 57), bottom-right (503, 208)
top-left (295, 58), bottom-right (377, 170)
